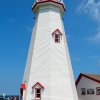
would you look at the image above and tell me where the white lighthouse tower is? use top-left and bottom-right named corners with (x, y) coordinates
top-left (21, 0), bottom-right (78, 100)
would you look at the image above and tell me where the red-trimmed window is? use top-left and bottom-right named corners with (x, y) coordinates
top-left (35, 88), bottom-right (41, 100)
top-left (55, 34), bottom-right (60, 43)
top-left (52, 29), bottom-right (62, 43)
top-left (96, 87), bottom-right (100, 95)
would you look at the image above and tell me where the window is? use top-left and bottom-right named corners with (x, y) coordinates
top-left (32, 82), bottom-right (44, 100)
top-left (87, 89), bottom-right (95, 94)
top-left (35, 88), bottom-right (41, 99)
top-left (96, 87), bottom-right (100, 95)
top-left (52, 29), bottom-right (62, 43)
top-left (81, 88), bottom-right (86, 95)
top-left (55, 34), bottom-right (60, 43)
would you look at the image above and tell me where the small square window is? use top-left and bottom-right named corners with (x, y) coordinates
top-left (96, 87), bottom-right (100, 95)
top-left (81, 88), bottom-right (86, 95)
top-left (87, 89), bottom-right (95, 95)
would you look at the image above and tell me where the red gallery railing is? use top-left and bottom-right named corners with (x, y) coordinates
top-left (33, 0), bottom-right (64, 6)
top-left (34, 0), bottom-right (63, 2)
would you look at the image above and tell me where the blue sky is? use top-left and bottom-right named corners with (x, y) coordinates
top-left (0, 0), bottom-right (100, 95)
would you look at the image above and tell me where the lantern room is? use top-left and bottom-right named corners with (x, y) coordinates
top-left (32, 0), bottom-right (66, 13)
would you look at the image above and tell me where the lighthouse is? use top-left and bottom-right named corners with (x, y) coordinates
top-left (21, 0), bottom-right (79, 100)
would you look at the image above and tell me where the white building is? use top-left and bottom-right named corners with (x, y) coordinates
top-left (20, 0), bottom-right (79, 100)
top-left (76, 73), bottom-right (100, 100)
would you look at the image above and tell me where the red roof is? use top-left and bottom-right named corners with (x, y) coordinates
top-left (52, 29), bottom-right (63, 35)
top-left (21, 83), bottom-right (26, 89)
top-left (32, 82), bottom-right (44, 89)
top-left (76, 73), bottom-right (100, 87)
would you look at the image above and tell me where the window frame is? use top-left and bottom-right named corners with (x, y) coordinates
top-left (96, 87), bottom-right (100, 95)
top-left (81, 88), bottom-right (86, 95)
top-left (55, 33), bottom-right (60, 43)
top-left (35, 88), bottom-right (41, 100)
top-left (87, 88), bottom-right (95, 95)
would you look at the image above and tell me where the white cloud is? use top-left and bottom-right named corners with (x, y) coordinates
top-left (26, 26), bottom-right (32, 32)
top-left (77, 0), bottom-right (100, 22)
top-left (8, 18), bottom-right (16, 23)
top-left (73, 57), bottom-right (80, 62)
top-left (98, 59), bottom-right (100, 63)
top-left (88, 55), bottom-right (100, 67)
top-left (67, 33), bottom-right (70, 39)
top-left (87, 31), bottom-right (100, 43)
top-left (21, 49), bottom-right (27, 53)
top-left (88, 55), bottom-right (98, 59)
top-left (67, 34), bottom-right (70, 38)
top-left (77, 0), bottom-right (100, 43)
top-left (95, 58), bottom-right (100, 67)
top-left (87, 26), bottom-right (100, 43)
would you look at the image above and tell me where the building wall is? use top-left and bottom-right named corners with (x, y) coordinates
top-left (77, 76), bottom-right (100, 100)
